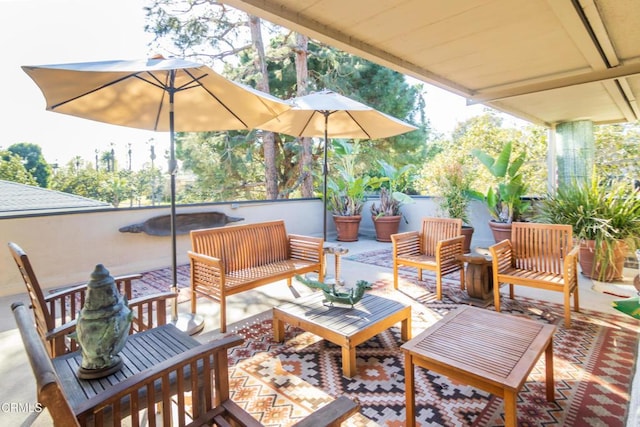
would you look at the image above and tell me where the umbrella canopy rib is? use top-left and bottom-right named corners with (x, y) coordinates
top-left (49, 72), bottom-right (138, 110)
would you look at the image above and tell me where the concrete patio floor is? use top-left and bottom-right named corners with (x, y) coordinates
top-left (1, 235), bottom-right (638, 426)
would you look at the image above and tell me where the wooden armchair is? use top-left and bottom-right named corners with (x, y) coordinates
top-left (8, 242), bottom-right (177, 357)
top-left (391, 217), bottom-right (465, 299)
top-left (488, 222), bottom-right (580, 327)
top-left (13, 302), bottom-right (360, 427)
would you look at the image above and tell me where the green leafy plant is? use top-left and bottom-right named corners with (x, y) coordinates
top-left (326, 140), bottom-right (371, 216)
top-left (435, 161), bottom-right (474, 225)
top-left (536, 175), bottom-right (640, 280)
top-left (470, 141), bottom-right (529, 223)
top-left (369, 160), bottom-right (414, 219)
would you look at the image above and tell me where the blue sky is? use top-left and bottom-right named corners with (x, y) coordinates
top-left (1, 0), bottom-right (493, 171)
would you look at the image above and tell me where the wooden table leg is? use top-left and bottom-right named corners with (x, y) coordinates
top-left (401, 315), bottom-right (411, 341)
top-left (273, 314), bottom-right (285, 342)
top-left (503, 390), bottom-right (517, 427)
top-left (404, 352), bottom-right (416, 427)
top-left (342, 346), bottom-right (357, 377)
top-left (545, 339), bottom-right (555, 402)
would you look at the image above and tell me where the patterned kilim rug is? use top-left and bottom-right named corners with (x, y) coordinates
top-left (134, 263), bottom-right (191, 302)
top-left (221, 274), bottom-right (639, 426)
top-left (344, 248), bottom-right (447, 280)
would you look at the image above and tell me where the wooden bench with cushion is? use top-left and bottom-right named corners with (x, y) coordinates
top-left (391, 217), bottom-right (465, 300)
top-left (489, 222), bottom-right (580, 328)
top-left (13, 301), bottom-right (359, 427)
top-left (189, 220), bottom-right (325, 332)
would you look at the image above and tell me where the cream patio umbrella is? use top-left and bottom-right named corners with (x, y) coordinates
top-left (257, 89), bottom-right (417, 239)
top-left (22, 56), bottom-right (290, 333)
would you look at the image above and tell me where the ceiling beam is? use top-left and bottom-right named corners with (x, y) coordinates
top-left (469, 62), bottom-right (640, 103)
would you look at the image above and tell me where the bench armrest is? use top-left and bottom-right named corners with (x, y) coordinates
top-left (391, 231), bottom-right (421, 257)
top-left (488, 239), bottom-right (513, 273)
top-left (128, 291), bottom-right (178, 331)
top-left (292, 396), bottom-right (360, 427)
top-left (188, 250), bottom-right (223, 268)
top-left (288, 234), bottom-right (324, 263)
top-left (564, 245), bottom-right (580, 284)
top-left (436, 236), bottom-right (465, 269)
top-left (113, 273), bottom-right (144, 300)
top-left (189, 250), bottom-right (226, 293)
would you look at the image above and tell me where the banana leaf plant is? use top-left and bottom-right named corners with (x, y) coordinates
top-left (326, 140), bottom-right (371, 216)
top-left (369, 160), bottom-right (414, 221)
top-left (470, 141), bottom-right (530, 223)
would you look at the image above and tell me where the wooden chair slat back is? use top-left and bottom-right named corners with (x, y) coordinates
top-left (511, 222), bottom-right (573, 274)
top-left (8, 243), bottom-right (54, 340)
top-left (191, 220), bottom-right (289, 273)
top-left (421, 218), bottom-right (462, 256)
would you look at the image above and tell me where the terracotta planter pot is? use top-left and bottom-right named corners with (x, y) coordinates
top-left (461, 226), bottom-right (474, 253)
top-left (488, 221), bottom-right (512, 243)
top-left (333, 215), bottom-right (361, 242)
top-left (579, 239), bottom-right (628, 282)
top-left (372, 215), bottom-right (402, 242)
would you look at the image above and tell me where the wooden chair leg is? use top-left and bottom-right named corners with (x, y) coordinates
top-left (435, 272), bottom-right (442, 300)
top-left (494, 282), bottom-right (501, 313)
top-left (564, 291), bottom-right (572, 328)
top-left (220, 296), bottom-right (227, 333)
top-left (393, 261), bottom-right (399, 289)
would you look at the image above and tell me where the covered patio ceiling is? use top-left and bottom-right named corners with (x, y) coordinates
top-left (221, 0), bottom-right (640, 127)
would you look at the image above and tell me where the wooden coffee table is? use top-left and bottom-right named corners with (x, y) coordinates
top-left (402, 306), bottom-right (556, 427)
top-left (273, 292), bottom-right (411, 377)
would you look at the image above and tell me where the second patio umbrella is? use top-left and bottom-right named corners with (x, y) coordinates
top-left (257, 89), bottom-right (417, 239)
top-left (22, 56), bottom-right (290, 332)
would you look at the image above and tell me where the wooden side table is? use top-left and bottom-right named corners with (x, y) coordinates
top-left (402, 306), bottom-right (556, 427)
top-left (455, 251), bottom-right (493, 306)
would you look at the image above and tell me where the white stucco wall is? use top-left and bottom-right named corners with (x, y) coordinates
top-left (0, 197), bottom-right (494, 298)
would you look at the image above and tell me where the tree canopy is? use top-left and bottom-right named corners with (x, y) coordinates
top-left (0, 150), bottom-right (37, 185)
top-left (7, 142), bottom-right (51, 187)
top-left (145, 1), bottom-right (428, 201)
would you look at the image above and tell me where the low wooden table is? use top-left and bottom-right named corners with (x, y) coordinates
top-left (273, 292), bottom-right (411, 377)
top-left (53, 324), bottom-right (201, 409)
top-left (402, 306), bottom-right (556, 427)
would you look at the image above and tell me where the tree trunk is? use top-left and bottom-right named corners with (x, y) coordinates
top-left (294, 33), bottom-right (314, 198)
top-left (250, 15), bottom-right (279, 200)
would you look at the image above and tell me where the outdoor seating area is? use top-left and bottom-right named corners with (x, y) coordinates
top-left (3, 229), bottom-right (640, 427)
top-left (4, 1), bottom-right (640, 426)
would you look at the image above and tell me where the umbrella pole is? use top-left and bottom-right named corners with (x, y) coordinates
top-left (167, 75), bottom-right (204, 335)
top-left (323, 113), bottom-right (329, 241)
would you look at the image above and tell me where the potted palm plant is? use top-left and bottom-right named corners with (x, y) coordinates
top-left (435, 161), bottom-right (475, 253)
top-left (369, 160), bottom-right (414, 242)
top-left (470, 141), bottom-right (530, 242)
top-left (326, 140), bottom-right (371, 242)
top-left (536, 175), bottom-right (640, 282)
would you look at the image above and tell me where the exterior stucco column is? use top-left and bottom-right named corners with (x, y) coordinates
top-left (555, 120), bottom-right (594, 188)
